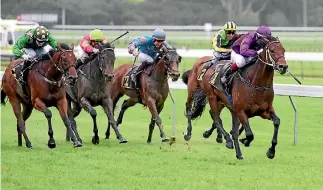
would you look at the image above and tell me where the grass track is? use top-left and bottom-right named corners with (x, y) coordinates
top-left (1, 88), bottom-right (323, 189)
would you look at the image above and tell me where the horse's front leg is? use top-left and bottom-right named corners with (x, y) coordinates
top-left (203, 109), bottom-right (224, 144)
top-left (261, 109), bottom-right (280, 159)
top-left (57, 97), bottom-right (82, 147)
top-left (80, 97), bottom-right (100, 145)
top-left (237, 111), bottom-right (254, 147)
top-left (102, 97), bottom-right (128, 143)
top-left (66, 99), bottom-right (82, 143)
top-left (146, 97), bottom-right (169, 142)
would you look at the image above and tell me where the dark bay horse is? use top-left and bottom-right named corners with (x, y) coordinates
top-left (105, 48), bottom-right (181, 143)
top-left (181, 56), bottom-right (232, 148)
top-left (183, 37), bottom-right (288, 159)
top-left (65, 43), bottom-right (127, 144)
top-left (1, 44), bottom-right (82, 148)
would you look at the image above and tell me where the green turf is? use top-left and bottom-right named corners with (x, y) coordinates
top-left (1, 89), bottom-right (323, 190)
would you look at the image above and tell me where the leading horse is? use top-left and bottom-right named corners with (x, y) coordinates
top-left (105, 47), bottom-right (181, 143)
top-left (183, 37), bottom-right (288, 159)
top-left (1, 44), bottom-right (82, 148)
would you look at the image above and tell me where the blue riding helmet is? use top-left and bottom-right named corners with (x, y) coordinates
top-left (152, 28), bottom-right (166, 41)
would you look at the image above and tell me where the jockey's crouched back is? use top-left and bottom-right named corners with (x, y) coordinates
top-left (12, 25), bottom-right (58, 83)
top-left (127, 28), bottom-right (171, 87)
top-left (74, 29), bottom-right (108, 69)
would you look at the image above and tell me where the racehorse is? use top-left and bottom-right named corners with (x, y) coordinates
top-left (105, 47), bottom-right (181, 143)
top-left (181, 56), bottom-right (233, 148)
top-left (65, 42), bottom-right (128, 144)
top-left (1, 43), bottom-right (82, 148)
top-left (183, 37), bottom-right (288, 159)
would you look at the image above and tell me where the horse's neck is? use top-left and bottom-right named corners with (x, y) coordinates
top-left (150, 57), bottom-right (167, 82)
top-left (85, 56), bottom-right (102, 79)
top-left (38, 55), bottom-right (62, 79)
top-left (248, 58), bottom-right (274, 87)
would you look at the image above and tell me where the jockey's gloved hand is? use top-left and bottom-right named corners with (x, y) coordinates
top-left (93, 48), bottom-right (100, 54)
top-left (132, 49), bottom-right (139, 57)
top-left (22, 54), bottom-right (30, 60)
top-left (257, 49), bottom-right (263, 54)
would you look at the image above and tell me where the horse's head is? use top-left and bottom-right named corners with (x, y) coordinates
top-left (96, 43), bottom-right (116, 81)
top-left (56, 43), bottom-right (78, 84)
top-left (162, 46), bottom-right (181, 81)
top-left (258, 37), bottom-right (288, 75)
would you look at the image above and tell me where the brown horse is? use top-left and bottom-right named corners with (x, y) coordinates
top-left (183, 37), bottom-right (288, 160)
top-left (1, 43), bottom-right (82, 149)
top-left (105, 48), bottom-right (181, 143)
top-left (181, 56), bottom-right (233, 148)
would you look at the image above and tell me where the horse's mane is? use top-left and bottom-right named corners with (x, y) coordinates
top-left (267, 36), bottom-right (279, 42)
top-left (102, 42), bottom-right (114, 49)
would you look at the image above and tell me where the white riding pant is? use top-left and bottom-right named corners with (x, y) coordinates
top-left (230, 51), bottom-right (253, 68)
top-left (24, 45), bottom-right (53, 58)
top-left (138, 52), bottom-right (154, 64)
top-left (73, 45), bottom-right (89, 62)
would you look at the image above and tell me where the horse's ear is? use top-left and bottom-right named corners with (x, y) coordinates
top-left (178, 55), bottom-right (182, 63)
top-left (70, 44), bottom-right (74, 50)
top-left (57, 43), bottom-right (63, 52)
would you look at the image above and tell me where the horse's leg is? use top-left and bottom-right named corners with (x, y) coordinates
top-left (56, 97), bottom-right (82, 147)
top-left (67, 100), bottom-right (82, 143)
top-left (102, 97), bottom-right (128, 143)
top-left (105, 93), bottom-right (123, 139)
top-left (21, 102), bottom-right (33, 146)
top-left (237, 111), bottom-right (254, 147)
top-left (203, 109), bottom-right (224, 144)
top-left (116, 99), bottom-right (136, 127)
top-left (261, 110), bottom-right (280, 159)
top-left (183, 75), bottom-right (197, 141)
top-left (147, 102), bottom-right (163, 143)
top-left (208, 96), bottom-right (233, 149)
top-left (33, 98), bottom-right (56, 148)
top-left (146, 97), bottom-right (169, 142)
top-left (230, 113), bottom-right (243, 160)
top-left (8, 96), bottom-right (32, 148)
top-left (80, 97), bottom-right (99, 145)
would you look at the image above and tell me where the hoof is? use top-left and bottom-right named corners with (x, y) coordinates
top-left (48, 141), bottom-right (56, 149)
top-left (118, 137), bottom-right (128, 144)
top-left (66, 138), bottom-right (71, 142)
top-left (203, 131), bottom-right (211, 138)
top-left (225, 140), bottom-right (234, 149)
top-left (161, 136), bottom-right (170, 142)
top-left (236, 155), bottom-right (244, 160)
top-left (147, 140), bottom-right (152, 144)
top-left (184, 133), bottom-right (191, 141)
top-left (239, 138), bottom-right (250, 147)
top-left (92, 136), bottom-right (100, 145)
top-left (105, 136), bottom-right (110, 140)
top-left (266, 148), bottom-right (275, 159)
top-left (26, 143), bottom-right (33, 149)
top-left (216, 137), bottom-right (223, 144)
top-left (74, 141), bottom-right (83, 148)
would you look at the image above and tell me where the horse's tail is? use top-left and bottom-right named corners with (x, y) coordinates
top-left (182, 69), bottom-right (191, 85)
top-left (190, 87), bottom-right (208, 120)
top-left (1, 88), bottom-right (7, 105)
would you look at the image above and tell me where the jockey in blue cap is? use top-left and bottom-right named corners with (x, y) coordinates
top-left (221, 25), bottom-right (272, 84)
top-left (128, 28), bottom-right (171, 86)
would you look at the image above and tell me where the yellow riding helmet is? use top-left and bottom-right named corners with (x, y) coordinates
top-left (90, 29), bottom-right (104, 41)
top-left (223, 21), bottom-right (237, 31)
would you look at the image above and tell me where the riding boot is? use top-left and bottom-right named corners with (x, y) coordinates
top-left (132, 61), bottom-right (150, 88)
top-left (18, 60), bottom-right (31, 84)
top-left (221, 66), bottom-right (235, 84)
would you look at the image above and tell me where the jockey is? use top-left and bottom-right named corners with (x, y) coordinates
top-left (221, 25), bottom-right (272, 84)
top-left (128, 28), bottom-right (171, 86)
top-left (212, 21), bottom-right (239, 64)
top-left (74, 29), bottom-right (108, 68)
top-left (12, 25), bottom-right (58, 82)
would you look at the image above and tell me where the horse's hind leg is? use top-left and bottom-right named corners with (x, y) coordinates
top-left (203, 109), bottom-right (224, 144)
top-left (9, 96), bottom-right (32, 148)
top-left (102, 97), bottom-right (128, 143)
top-left (21, 103), bottom-right (33, 146)
top-left (208, 96), bottom-right (233, 149)
top-left (231, 113), bottom-right (243, 160)
top-left (116, 98), bottom-right (136, 126)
